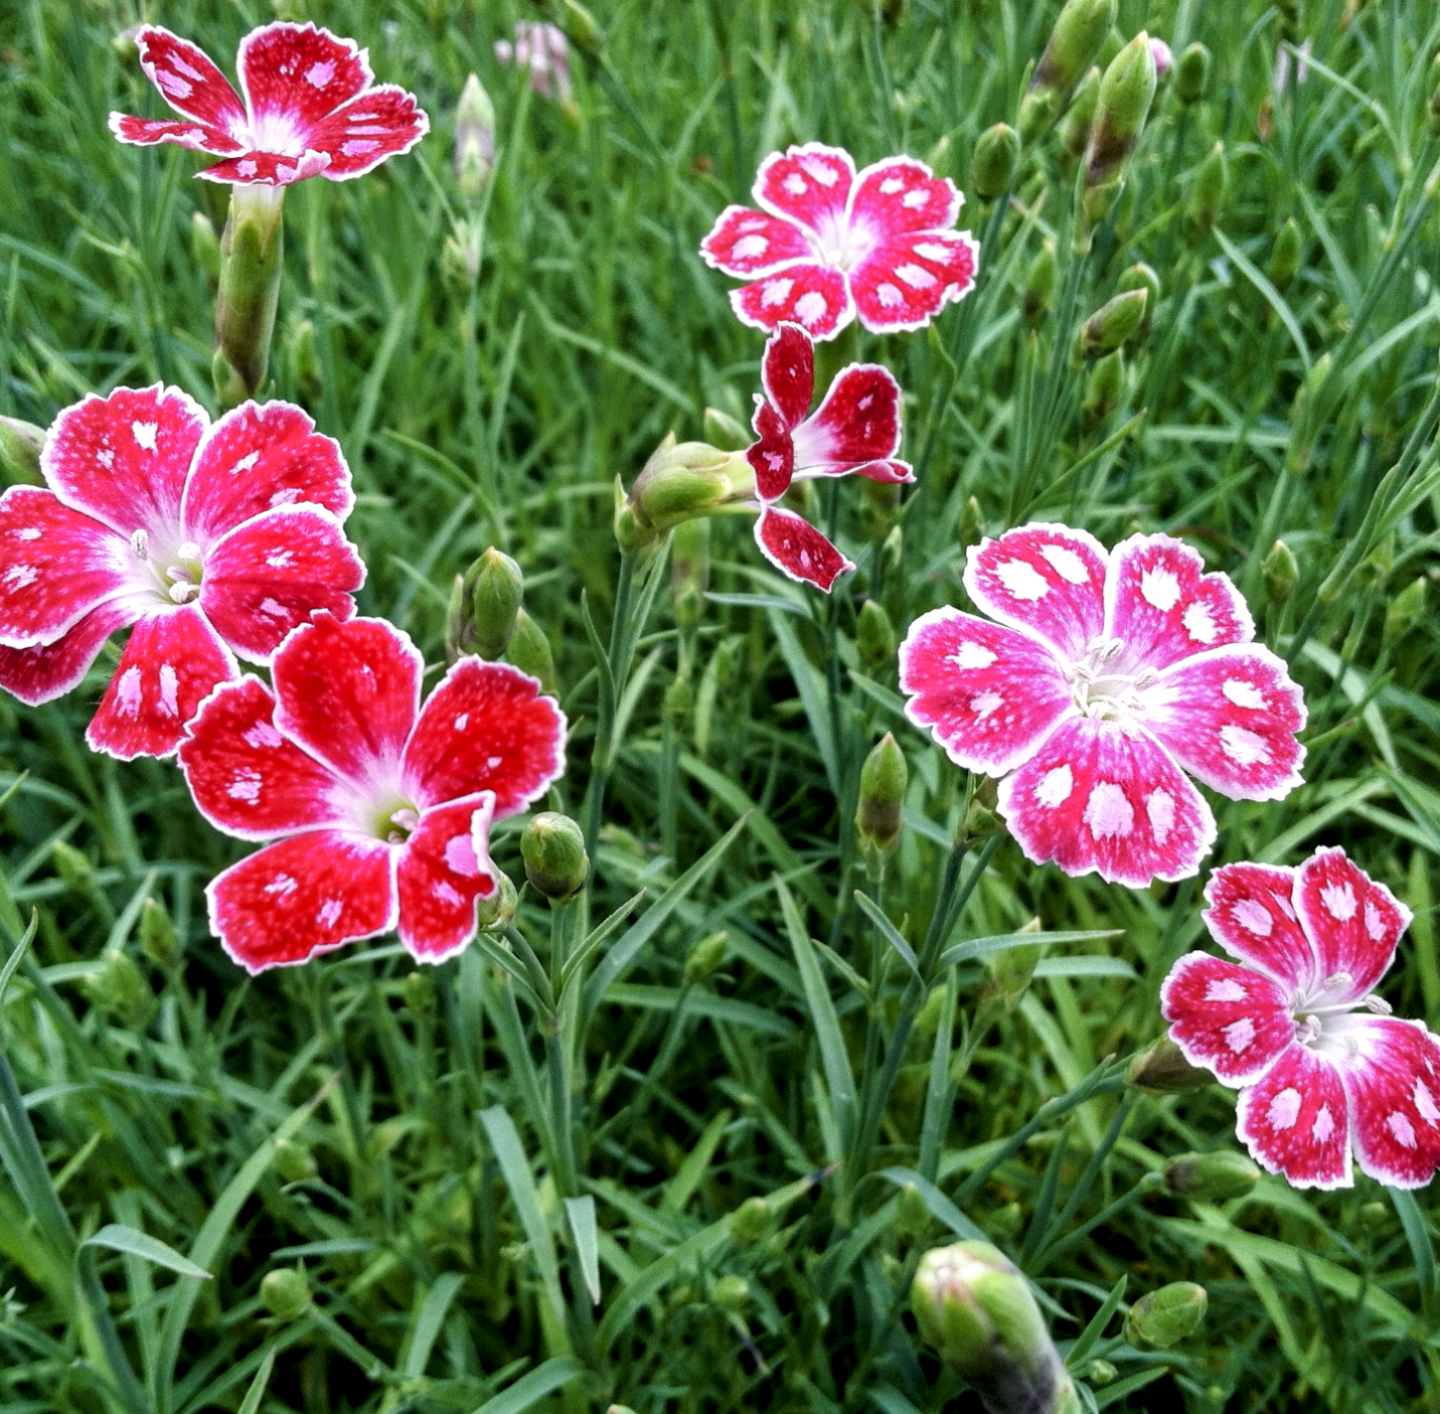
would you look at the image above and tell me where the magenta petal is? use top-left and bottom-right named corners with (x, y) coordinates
top-left (1236, 1044), bottom-right (1351, 1190)
top-left (1142, 644), bottom-right (1306, 802)
top-left (899, 608), bottom-right (1075, 775)
top-left (132, 26), bottom-right (246, 131)
top-left (849, 229), bottom-right (978, 334)
top-left (792, 364), bottom-right (902, 471)
top-left (1340, 1017), bottom-right (1440, 1189)
top-left (396, 793), bottom-right (498, 964)
top-left (1159, 952), bottom-right (1296, 1085)
top-left (43, 385), bottom-right (208, 536)
top-left (1293, 847), bottom-right (1410, 1003)
top-left (183, 401), bottom-right (353, 542)
top-left (759, 323), bottom-right (816, 431)
top-left (303, 85), bottom-right (429, 179)
top-left (753, 143), bottom-right (855, 235)
top-left (730, 263), bottom-right (853, 341)
top-left (1104, 532), bottom-right (1253, 671)
top-left (997, 716), bottom-right (1216, 887)
top-left (207, 829), bottom-right (397, 973)
top-left (107, 113), bottom-right (244, 156)
top-left (0, 598), bottom-right (138, 707)
top-left (753, 506), bottom-right (853, 593)
top-left (271, 614), bottom-right (421, 787)
top-left (179, 676), bottom-right (348, 840)
top-left (747, 403), bottom-right (794, 503)
top-left (849, 157), bottom-right (963, 237)
top-left (199, 505), bottom-right (364, 663)
top-left (87, 605), bottom-right (238, 760)
top-left (237, 22), bottom-right (372, 135)
top-left (964, 523), bottom-right (1109, 660)
top-left (197, 149), bottom-right (331, 186)
top-left (701, 206), bottom-right (815, 278)
top-left (1203, 862), bottom-right (1318, 991)
top-left (401, 658), bottom-right (566, 816)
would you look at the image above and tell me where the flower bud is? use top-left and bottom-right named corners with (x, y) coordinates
top-left (1116, 261), bottom-right (1160, 340)
top-left (856, 599), bottom-right (897, 670)
top-left (1176, 41), bottom-right (1211, 105)
top-left (1083, 33), bottom-right (1158, 222)
top-left (1162, 1150), bottom-right (1260, 1203)
top-left (911, 1242), bottom-right (1076, 1414)
top-left (260, 1268), bottom-right (311, 1321)
top-left (983, 919), bottom-right (1042, 1015)
top-left (139, 897), bottom-right (180, 966)
top-left (1262, 539), bottom-right (1299, 605)
top-left (1285, 352), bottom-right (1331, 476)
top-left (664, 675), bottom-right (693, 725)
top-left (0, 416), bottom-right (44, 485)
top-left (703, 406), bottom-right (751, 451)
top-left (112, 23), bottom-right (142, 59)
top-left (962, 776), bottom-right (1004, 844)
top-left (1268, 218), bottom-right (1302, 291)
top-left (191, 211), bottom-right (221, 284)
top-left (1021, 0), bottom-right (1118, 140)
top-left (959, 495), bottom-right (984, 549)
top-left (561, 0), bottom-right (603, 56)
top-left (1188, 141), bottom-right (1228, 233)
top-left (1081, 350), bottom-right (1123, 432)
top-left (855, 733), bottom-right (907, 857)
top-left (1059, 66), bottom-right (1101, 161)
top-left (1024, 240), bottom-right (1057, 327)
top-left (52, 839), bottom-right (95, 893)
top-left (730, 1195), bottom-right (772, 1245)
top-left (622, 437), bottom-right (751, 548)
top-left (882, 524), bottom-right (904, 576)
top-left (521, 812), bottom-right (589, 902)
top-left (711, 1274), bottom-right (749, 1312)
top-left (462, 548), bottom-right (524, 661)
top-left (895, 1182), bottom-right (932, 1240)
top-left (81, 949), bottom-right (151, 1025)
top-left (1123, 1282), bottom-right (1206, 1350)
top-left (455, 73), bottom-right (496, 204)
top-left (273, 1136), bottom-right (319, 1184)
top-left (441, 225), bottom-right (482, 292)
top-left (1078, 288), bottom-right (1147, 357)
top-left (1125, 1036), bottom-right (1214, 1094)
top-left (1358, 1200), bottom-right (1390, 1231)
top-left (474, 871), bottom-right (519, 932)
top-left (672, 518), bottom-right (710, 632)
top-left (971, 124), bottom-right (1020, 201)
top-left (404, 970), bottom-right (438, 1016)
top-left (507, 609), bottom-right (558, 696)
top-left (1148, 37), bottom-right (1173, 80)
top-left (684, 930), bottom-right (729, 987)
top-left (1384, 576), bottom-right (1427, 647)
top-left (1087, 1359), bottom-right (1118, 1386)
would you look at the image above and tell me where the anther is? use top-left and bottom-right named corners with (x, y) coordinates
top-left (1364, 996), bottom-right (1393, 1016)
top-left (1322, 972), bottom-right (1352, 991)
top-left (130, 529), bottom-right (149, 560)
top-left (168, 582), bottom-right (197, 604)
top-left (177, 541), bottom-right (202, 563)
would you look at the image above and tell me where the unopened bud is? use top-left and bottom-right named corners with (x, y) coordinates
top-left (1359, 1200), bottom-right (1390, 1231)
top-left (703, 406), bottom-right (750, 451)
top-left (984, 918), bottom-right (1041, 1015)
top-left (1024, 240), bottom-right (1057, 327)
top-left (52, 839), bottom-right (95, 892)
top-left (139, 897), bottom-right (180, 966)
top-left (730, 1195), bottom-right (772, 1245)
top-left (963, 776), bottom-right (1004, 843)
top-left (441, 225), bottom-right (483, 292)
top-left (882, 524), bottom-right (903, 575)
top-left (895, 1182), bottom-right (931, 1240)
top-left (1148, 37), bottom-right (1173, 80)
top-left (273, 1137), bottom-right (318, 1184)
top-left (1116, 261), bottom-right (1160, 341)
top-left (1162, 1150), bottom-right (1260, 1202)
top-left (113, 23), bottom-right (142, 59)
top-left (1081, 350), bottom-right (1123, 432)
top-left (0, 416), bottom-right (44, 485)
top-left (562, 0), bottom-right (602, 54)
top-left (623, 437), bottom-right (750, 547)
top-left (1021, 0), bottom-right (1118, 140)
top-left (1087, 1359), bottom-right (1118, 1386)
top-left (1188, 141), bottom-right (1228, 233)
top-left (971, 124), bottom-right (1020, 200)
top-left (462, 548), bottom-right (524, 660)
top-left (505, 608), bottom-right (557, 696)
top-left (1384, 577), bottom-right (1427, 647)
top-left (664, 675), bottom-right (693, 725)
top-left (454, 73), bottom-right (496, 203)
top-left (711, 1274), bottom-right (749, 1312)
top-left (1268, 218), bottom-right (1302, 291)
top-left (191, 211), bottom-right (221, 283)
top-left (1176, 42), bottom-right (1211, 105)
top-left (260, 1268), bottom-right (311, 1321)
top-left (1263, 539), bottom-right (1299, 604)
top-left (684, 931), bottom-right (728, 987)
top-left (1079, 288), bottom-right (1147, 357)
top-left (1285, 352), bottom-right (1331, 476)
top-left (1059, 66), bottom-right (1101, 161)
top-left (1084, 33), bottom-right (1158, 221)
top-left (856, 733), bottom-right (907, 857)
top-left (1126, 1036), bottom-right (1214, 1094)
top-left (1124, 1282), bottom-right (1206, 1350)
top-left (474, 871), bottom-right (519, 932)
top-left (959, 495), bottom-right (984, 548)
top-left (521, 813), bottom-right (589, 902)
top-left (857, 599), bottom-right (897, 669)
top-left (81, 949), bottom-right (150, 1024)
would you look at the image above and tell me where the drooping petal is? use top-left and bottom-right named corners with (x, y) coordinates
top-left (848, 229), bottom-right (978, 333)
top-left (849, 157), bottom-right (964, 238)
top-left (1159, 952), bottom-right (1297, 1085)
top-left (237, 22), bottom-right (373, 138)
top-left (1202, 862), bottom-right (1317, 991)
top-left (401, 658), bottom-right (566, 815)
top-left (1104, 533), bottom-right (1253, 672)
top-left (1340, 1017), bottom-right (1440, 1190)
top-left (791, 365), bottom-right (903, 475)
top-left (759, 323), bottom-right (816, 431)
top-left (87, 605), bottom-right (238, 760)
top-left (1141, 644), bottom-right (1306, 802)
top-left (1235, 1043), bottom-right (1351, 1190)
top-left (197, 149), bottom-right (331, 185)
top-left (302, 86), bottom-right (430, 179)
top-left (701, 206), bottom-right (816, 278)
top-left (43, 386), bottom-right (208, 536)
top-left (753, 506), bottom-right (854, 593)
top-left (270, 613), bottom-right (421, 787)
top-left (130, 27), bottom-right (247, 132)
top-left (396, 794), bottom-right (498, 963)
top-left (199, 505), bottom-right (364, 663)
top-left (182, 400), bottom-right (352, 542)
top-left (997, 716), bottom-right (1216, 887)
top-left (746, 402), bottom-right (794, 502)
top-left (207, 830), bottom-right (397, 973)
top-left (0, 598), bottom-right (139, 707)
top-left (753, 143), bottom-right (856, 235)
top-left (178, 676), bottom-right (350, 840)
top-left (963, 523), bottom-right (1109, 660)
top-left (1293, 847), bottom-right (1410, 1003)
top-left (729, 263), bottom-right (854, 341)
top-left (898, 608), bottom-right (1075, 776)
top-left (0, 487), bottom-right (134, 648)
top-left (107, 113), bottom-right (244, 157)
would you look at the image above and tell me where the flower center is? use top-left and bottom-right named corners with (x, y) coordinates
top-left (130, 529), bottom-right (204, 605)
top-left (1290, 973), bottom-right (1392, 1055)
top-left (811, 213), bottom-right (872, 273)
top-left (1065, 637), bottom-right (1156, 723)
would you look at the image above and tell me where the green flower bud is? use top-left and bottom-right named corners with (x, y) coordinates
top-left (672, 518), bottom-right (711, 632)
top-left (989, 1201), bottom-right (1023, 1237)
top-left (444, 574), bottom-right (468, 663)
top-left (287, 317), bottom-right (321, 401)
top-left (895, 1182), bottom-right (932, 1240)
top-left (1175, 41), bottom-right (1211, 105)
top-left (911, 1242), bottom-right (1077, 1414)
top-left (464, 547), bottom-right (524, 660)
top-left (1059, 66), bottom-right (1101, 161)
top-left (1081, 350), bottom-right (1123, 432)
top-left (474, 871), bottom-right (519, 932)
top-left (607, 1406), bottom-right (639, 1414)
top-left (214, 184), bottom-right (285, 410)
top-left (730, 1195), bottom-right (772, 1245)
top-left (855, 733), bottom-right (907, 857)
top-left (273, 1137), bottom-right (319, 1184)
top-left (683, 931), bottom-right (728, 987)
top-left (521, 812), bottom-right (589, 902)
top-left (962, 776), bottom-right (1004, 844)
top-left (1116, 261), bottom-right (1160, 338)
top-left (1123, 1282), bottom-right (1207, 1350)
top-left (856, 599), bottom-right (897, 670)
top-left (1263, 539), bottom-right (1299, 605)
top-left (507, 609), bottom-right (558, 696)
top-left (1285, 352), bottom-right (1331, 476)
top-left (404, 970), bottom-right (438, 1016)
top-left (664, 675), bottom-right (694, 726)
top-left (711, 1274), bottom-right (749, 1312)
top-left (622, 437), bottom-right (752, 549)
top-left (191, 210), bottom-right (221, 284)
top-left (1125, 1036), bottom-right (1215, 1094)
top-left (959, 495), bottom-right (984, 548)
top-left (1078, 289), bottom-right (1147, 358)
top-left (1087, 1359), bottom-right (1118, 1386)
top-left (1024, 240), bottom-right (1057, 327)
top-left (1358, 1200), bottom-right (1390, 1231)
top-left (112, 23), bottom-right (142, 59)
top-left (52, 839), bottom-right (95, 893)
top-left (1162, 1150), bottom-right (1260, 1202)
top-left (1083, 33), bottom-right (1158, 221)
top-left (984, 922), bottom-right (1042, 1016)
top-left (971, 123), bottom-right (1020, 201)
top-left (702, 406), bottom-right (751, 451)
top-left (81, 949), bottom-right (150, 1025)
top-left (0, 416), bottom-right (45, 486)
top-left (454, 73), bottom-right (496, 204)
top-left (1384, 576), bottom-right (1427, 647)
top-left (441, 224), bottom-right (482, 292)
top-left (562, 0), bottom-right (603, 55)
top-left (260, 1268), bottom-right (311, 1321)
top-left (1268, 218), bottom-right (1303, 291)
top-left (139, 897), bottom-right (180, 967)
top-left (1188, 141), bottom-right (1228, 233)
top-left (1021, 0), bottom-right (1118, 140)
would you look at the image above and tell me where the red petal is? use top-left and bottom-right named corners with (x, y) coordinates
top-left (760, 324), bottom-right (815, 434)
top-left (753, 143), bottom-right (855, 235)
top-left (107, 113), bottom-right (244, 156)
top-left (792, 364), bottom-right (902, 472)
top-left (401, 658), bottom-right (566, 816)
top-left (899, 608), bottom-right (1075, 775)
top-left (701, 206), bottom-right (815, 278)
top-left (1341, 1018), bottom-right (1440, 1189)
top-left (0, 598), bottom-right (137, 707)
top-left (1293, 847), bottom-right (1410, 1004)
top-left (396, 794), bottom-right (498, 963)
top-left (964, 523), bottom-right (1109, 660)
top-left (303, 86), bottom-right (429, 179)
top-left (1203, 862), bottom-right (1318, 991)
top-left (746, 402), bottom-right (794, 503)
top-left (1236, 1044), bottom-right (1351, 1190)
top-left (1104, 532), bottom-right (1252, 671)
top-left (43, 385), bottom-right (208, 537)
top-left (179, 676), bottom-right (349, 840)
top-left (1142, 644), bottom-right (1306, 802)
top-left (207, 829), bottom-right (396, 973)
top-left (0, 487), bottom-right (134, 647)
top-left (199, 506), bottom-right (364, 663)
top-left (270, 614), bottom-right (421, 787)
top-left (997, 716), bottom-right (1215, 887)
top-left (849, 157), bottom-right (963, 238)
top-left (849, 229), bottom-right (978, 334)
top-left (132, 26), bottom-right (246, 132)
top-left (730, 263), bottom-right (853, 341)
top-left (753, 506), bottom-right (853, 592)
top-left (182, 401), bottom-right (353, 542)
top-left (197, 149), bottom-right (331, 185)
top-left (87, 605), bottom-right (238, 760)
top-left (1159, 952), bottom-right (1296, 1085)
top-left (238, 22), bottom-right (372, 134)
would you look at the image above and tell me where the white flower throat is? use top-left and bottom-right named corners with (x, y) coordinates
top-left (130, 528), bottom-right (204, 605)
top-left (1065, 636), bottom-right (1157, 723)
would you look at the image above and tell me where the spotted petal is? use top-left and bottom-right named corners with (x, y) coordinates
top-left (1160, 953), bottom-right (1296, 1085)
top-left (849, 157), bottom-right (963, 238)
top-left (753, 143), bottom-right (855, 236)
top-left (197, 150), bottom-right (331, 186)
top-left (129, 27), bottom-right (247, 132)
top-left (747, 402), bottom-right (794, 502)
top-left (759, 322), bottom-right (816, 431)
top-left (701, 206), bottom-right (815, 278)
top-left (1202, 862), bottom-right (1317, 990)
top-left (1340, 1018), bottom-right (1440, 1189)
top-left (107, 114), bottom-right (244, 157)
top-left (1236, 1043), bottom-right (1351, 1190)
top-left (849, 229), bottom-right (978, 334)
top-left (396, 793), bottom-right (498, 963)
top-left (237, 23), bottom-right (373, 136)
top-left (792, 365), bottom-right (908, 482)
top-left (303, 85), bottom-right (429, 180)
top-left (729, 263), bottom-right (853, 341)
top-left (1293, 847), bottom-right (1409, 1004)
top-left (754, 506), bottom-right (853, 593)
top-left (0, 598), bottom-right (139, 707)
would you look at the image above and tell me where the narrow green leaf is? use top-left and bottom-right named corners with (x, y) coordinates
top-left (559, 888), bottom-right (646, 997)
top-left (941, 929), bottom-right (1122, 969)
top-left (479, 1105), bottom-right (566, 1323)
top-left (1213, 227), bottom-right (1310, 370)
top-left (236, 1347), bottom-right (276, 1414)
top-left (564, 1195), bottom-right (602, 1305)
top-left (402, 1272), bottom-right (465, 1378)
top-left (1064, 1274), bottom-right (1126, 1369)
top-left (1389, 1187), bottom-right (1436, 1317)
top-left (663, 1108), bottom-right (732, 1213)
top-left (877, 1167), bottom-right (985, 1241)
top-left (82, 1225), bottom-right (210, 1281)
top-left (853, 890), bottom-right (919, 976)
top-left (469, 1355), bottom-right (584, 1414)
top-left (768, 608), bottom-right (840, 793)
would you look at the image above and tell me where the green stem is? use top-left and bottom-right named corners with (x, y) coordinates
top-left (213, 184), bottom-right (285, 410)
top-left (584, 551), bottom-right (636, 862)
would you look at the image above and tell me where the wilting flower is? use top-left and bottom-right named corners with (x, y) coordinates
top-left (1162, 849), bottom-right (1439, 1189)
top-left (495, 21), bottom-right (573, 104)
top-left (109, 22), bottom-right (428, 185)
top-left (179, 614), bottom-right (566, 972)
top-left (701, 142), bottom-right (978, 340)
top-left (899, 524), bottom-right (1305, 886)
top-left (0, 389), bottom-right (362, 759)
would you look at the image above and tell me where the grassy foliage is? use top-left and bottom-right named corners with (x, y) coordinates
top-left (1, 0), bottom-right (1439, 1409)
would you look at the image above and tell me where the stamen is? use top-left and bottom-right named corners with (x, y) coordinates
top-left (168, 582), bottom-right (198, 604)
top-left (390, 807), bottom-right (420, 833)
top-left (1322, 972), bottom-right (1352, 991)
top-left (130, 529), bottom-right (149, 560)
top-left (176, 541), bottom-right (202, 562)
top-left (166, 566), bottom-right (193, 584)
top-left (1364, 995), bottom-right (1393, 1016)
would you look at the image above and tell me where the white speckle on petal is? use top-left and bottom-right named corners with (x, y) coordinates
top-left (783, 173), bottom-right (807, 195)
top-left (1205, 978), bottom-right (1248, 1002)
top-left (454, 713), bottom-right (469, 731)
top-left (876, 283), bottom-right (903, 308)
top-left (264, 873), bottom-right (298, 897)
top-left (237, 159), bottom-right (258, 178)
top-left (732, 234), bottom-right (769, 261)
top-left (915, 241), bottom-right (953, 261)
top-left (266, 550), bottom-right (293, 569)
top-left (230, 451), bottom-right (260, 476)
top-left (269, 487), bottom-right (302, 506)
top-left (1321, 882), bottom-right (1357, 922)
top-left (952, 642), bottom-right (996, 670)
top-left (879, 177), bottom-right (904, 195)
top-left (1389, 1112), bottom-right (1417, 1148)
top-left (1183, 600), bottom-right (1218, 643)
top-left (435, 881), bottom-right (465, 907)
top-left (1267, 1087), bottom-right (1302, 1129)
top-left (1223, 678), bottom-right (1266, 709)
top-left (761, 277), bottom-right (795, 308)
top-left (1312, 1104), bottom-right (1336, 1142)
top-left (319, 898), bottom-right (344, 927)
top-left (801, 158), bottom-right (839, 186)
top-left (341, 139), bottom-right (380, 157)
top-left (13, 527), bottom-right (40, 541)
top-left (901, 188), bottom-right (928, 208)
top-left (1364, 901), bottom-right (1388, 941)
top-left (486, 754), bottom-right (504, 770)
top-left (97, 447), bottom-right (115, 470)
top-left (1146, 788), bottom-right (1176, 844)
top-left (1416, 1080), bottom-right (1440, 1124)
top-left (1036, 765), bottom-right (1073, 807)
top-left (158, 664), bottom-right (179, 718)
top-left (969, 691), bottom-right (1003, 721)
top-left (156, 70), bottom-right (193, 99)
top-left (1233, 898), bottom-right (1273, 937)
top-left (305, 59), bottom-right (336, 87)
top-left (1140, 567), bottom-right (1180, 611)
top-left (259, 597), bottom-right (289, 619)
top-left (994, 558), bottom-right (1050, 601)
top-left (3, 564), bottom-right (36, 589)
top-left (227, 769), bottom-right (262, 803)
top-left (1220, 724), bottom-right (1270, 766)
top-left (1040, 543), bottom-right (1089, 583)
top-left (1224, 1017), bottom-right (1256, 1053)
top-left (1084, 781), bottom-right (1134, 839)
top-left (243, 721), bottom-right (283, 749)
top-left (895, 263), bottom-right (937, 289)
top-left (794, 290), bottom-right (829, 326)
top-left (131, 421), bottom-right (158, 451)
top-left (115, 667), bottom-right (142, 716)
